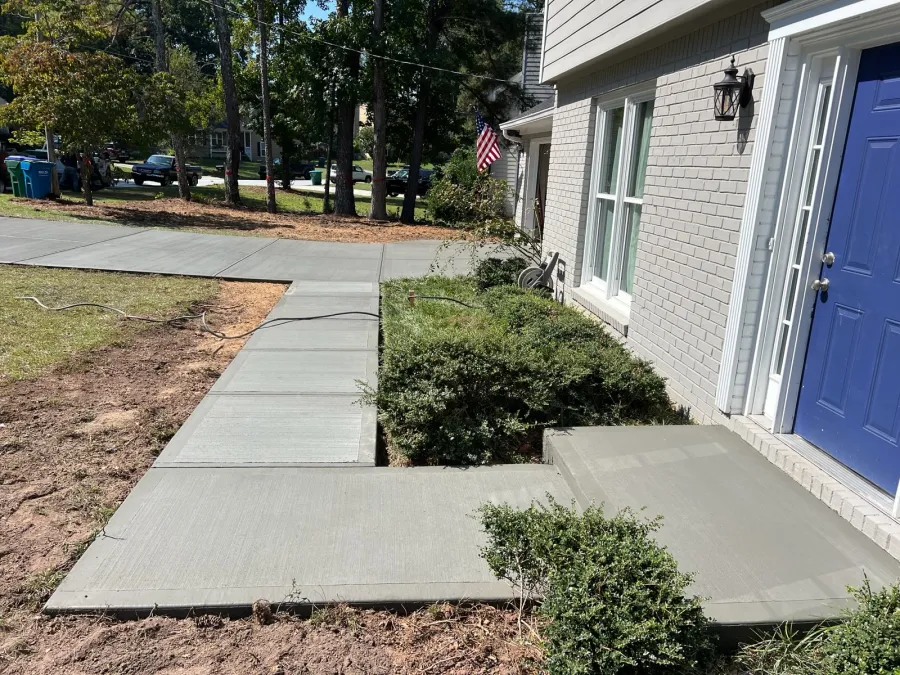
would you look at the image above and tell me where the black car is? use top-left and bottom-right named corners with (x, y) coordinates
top-left (386, 168), bottom-right (433, 197)
top-left (258, 159), bottom-right (315, 180)
top-left (131, 154), bottom-right (202, 186)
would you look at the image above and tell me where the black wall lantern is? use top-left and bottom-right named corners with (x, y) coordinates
top-left (713, 56), bottom-right (755, 121)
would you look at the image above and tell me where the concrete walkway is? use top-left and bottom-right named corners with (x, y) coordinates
top-left (2, 216), bottom-right (897, 628)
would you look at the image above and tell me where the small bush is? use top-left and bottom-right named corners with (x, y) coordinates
top-left (823, 579), bottom-right (900, 675)
top-left (479, 499), bottom-right (716, 675)
top-left (473, 256), bottom-right (529, 290)
top-left (736, 579), bottom-right (900, 675)
top-left (426, 148), bottom-right (509, 229)
top-left (370, 277), bottom-right (678, 465)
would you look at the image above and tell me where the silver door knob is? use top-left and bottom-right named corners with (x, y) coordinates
top-left (822, 251), bottom-right (835, 265)
top-left (811, 278), bottom-right (830, 292)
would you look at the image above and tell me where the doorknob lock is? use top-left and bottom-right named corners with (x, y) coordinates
top-left (822, 251), bottom-right (835, 265)
top-left (811, 278), bottom-right (830, 292)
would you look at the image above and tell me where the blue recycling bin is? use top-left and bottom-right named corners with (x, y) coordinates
top-left (20, 159), bottom-right (55, 199)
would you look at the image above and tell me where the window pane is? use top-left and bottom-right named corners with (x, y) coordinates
top-left (593, 198), bottom-right (615, 281)
top-left (600, 107), bottom-right (624, 194)
top-left (815, 85), bottom-right (832, 145)
top-left (627, 100), bottom-right (655, 198)
top-left (774, 323), bottom-right (790, 377)
top-left (804, 149), bottom-right (821, 207)
top-left (620, 203), bottom-right (641, 295)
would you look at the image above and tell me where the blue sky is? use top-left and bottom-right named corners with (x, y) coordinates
top-left (300, 2), bottom-right (333, 21)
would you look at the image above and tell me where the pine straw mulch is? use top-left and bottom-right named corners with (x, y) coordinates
top-left (15, 192), bottom-right (468, 243)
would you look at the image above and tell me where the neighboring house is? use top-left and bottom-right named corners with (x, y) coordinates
top-left (493, 12), bottom-right (555, 220)
top-left (512, 0), bottom-right (900, 558)
top-left (185, 122), bottom-right (283, 163)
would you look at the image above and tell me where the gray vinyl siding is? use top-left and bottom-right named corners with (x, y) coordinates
top-left (493, 143), bottom-right (521, 216)
top-left (541, 2), bottom-right (772, 423)
top-left (523, 13), bottom-right (554, 103)
top-left (542, 0), bottom-right (762, 83)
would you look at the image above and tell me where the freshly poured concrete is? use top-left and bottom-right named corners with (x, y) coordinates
top-left (211, 350), bottom-right (377, 394)
top-left (545, 425), bottom-right (900, 625)
top-left (155, 395), bottom-right (376, 466)
top-left (45, 466), bottom-right (572, 613)
top-left (7, 218), bottom-right (894, 626)
top-left (25, 229), bottom-right (275, 276)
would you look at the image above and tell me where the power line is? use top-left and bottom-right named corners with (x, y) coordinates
top-left (200, 0), bottom-right (517, 84)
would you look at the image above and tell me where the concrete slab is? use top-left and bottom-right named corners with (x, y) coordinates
top-left (211, 350), bottom-right (377, 394)
top-left (0, 218), bottom-right (143, 244)
top-left (46, 465), bottom-right (573, 614)
top-left (266, 294), bottom-right (380, 321)
top-left (380, 256), bottom-right (474, 280)
top-left (383, 241), bottom-right (467, 259)
top-left (244, 319), bottom-right (379, 351)
top-left (255, 239), bottom-right (383, 259)
top-left (219, 242), bottom-right (382, 282)
top-left (154, 395), bottom-right (375, 466)
top-left (544, 425), bottom-right (900, 626)
top-left (0, 236), bottom-right (94, 262)
top-left (22, 229), bottom-right (275, 277)
top-left (284, 281), bottom-right (379, 296)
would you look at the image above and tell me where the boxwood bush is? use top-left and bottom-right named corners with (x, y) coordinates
top-left (368, 276), bottom-right (680, 465)
top-left (426, 148), bottom-right (510, 229)
top-left (479, 499), bottom-right (716, 675)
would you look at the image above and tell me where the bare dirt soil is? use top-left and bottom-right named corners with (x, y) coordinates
top-left (19, 195), bottom-right (466, 243)
top-left (0, 279), bottom-right (540, 674)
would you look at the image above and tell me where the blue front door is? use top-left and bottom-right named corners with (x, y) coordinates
top-left (795, 42), bottom-right (900, 495)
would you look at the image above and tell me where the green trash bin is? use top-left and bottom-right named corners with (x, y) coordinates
top-left (309, 169), bottom-right (322, 186)
top-left (5, 158), bottom-right (26, 197)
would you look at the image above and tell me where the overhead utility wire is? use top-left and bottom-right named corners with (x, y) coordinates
top-left (200, 0), bottom-right (517, 84)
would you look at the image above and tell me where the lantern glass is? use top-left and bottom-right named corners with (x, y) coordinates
top-left (714, 83), bottom-right (738, 121)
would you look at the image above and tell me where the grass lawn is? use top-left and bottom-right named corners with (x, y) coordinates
top-left (0, 184), bottom-right (428, 224)
top-left (0, 266), bottom-right (217, 380)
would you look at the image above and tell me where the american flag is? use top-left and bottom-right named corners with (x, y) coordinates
top-left (475, 111), bottom-right (501, 172)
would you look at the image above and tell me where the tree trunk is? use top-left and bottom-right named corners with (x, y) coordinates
top-left (81, 151), bottom-right (93, 207)
top-left (172, 135), bottom-right (192, 199)
top-left (323, 84), bottom-right (335, 214)
top-left (211, 0), bottom-right (241, 205)
top-left (151, 0), bottom-right (192, 201)
top-left (45, 125), bottom-right (59, 198)
top-left (400, 1), bottom-right (448, 224)
top-left (257, 0), bottom-right (276, 213)
top-left (368, 0), bottom-right (387, 221)
top-left (334, 0), bottom-right (357, 216)
top-left (400, 76), bottom-right (429, 223)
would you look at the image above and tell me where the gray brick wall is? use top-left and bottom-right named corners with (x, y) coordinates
top-left (542, 2), bottom-right (774, 423)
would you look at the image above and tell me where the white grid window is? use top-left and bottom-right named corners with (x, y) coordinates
top-left (585, 95), bottom-right (655, 305)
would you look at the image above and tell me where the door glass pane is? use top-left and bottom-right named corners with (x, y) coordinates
top-left (804, 149), bottom-right (821, 206)
top-left (600, 107), bottom-right (624, 195)
top-left (593, 198), bottom-right (615, 281)
top-left (627, 101), bottom-right (655, 198)
top-left (620, 203), bottom-right (642, 295)
top-left (815, 85), bottom-right (832, 145)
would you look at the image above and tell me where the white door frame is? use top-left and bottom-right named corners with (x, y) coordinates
top-left (522, 136), bottom-right (551, 234)
top-left (717, 0), bottom-right (900, 509)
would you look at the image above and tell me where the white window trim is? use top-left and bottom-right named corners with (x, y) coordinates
top-left (582, 83), bottom-right (655, 315)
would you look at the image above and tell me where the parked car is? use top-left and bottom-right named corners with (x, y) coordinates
top-left (386, 168), bottom-right (434, 197)
top-left (258, 159), bottom-right (315, 180)
top-left (103, 142), bottom-right (132, 163)
top-left (329, 164), bottom-right (373, 184)
top-left (131, 154), bottom-right (202, 186)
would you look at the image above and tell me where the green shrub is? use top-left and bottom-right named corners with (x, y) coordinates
top-left (479, 499), bottom-right (716, 675)
top-left (369, 277), bottom-right (678, 465)
top-left (736, 579), bottom-right (900, 675)
top-left (426, 148), bottom-right (509, 228)
top-left (473, 256), bottom-right (529, 290)
top-left (823, 579), bottom-right (900, 675)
